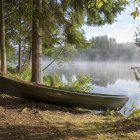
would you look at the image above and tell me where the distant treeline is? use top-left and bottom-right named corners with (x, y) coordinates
top-left (76, 35), bottom-right (140, 62)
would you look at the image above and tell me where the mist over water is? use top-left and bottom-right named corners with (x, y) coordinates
top-left (42, 60), bottom-right (140, 115)
top-left (76, 36), bottom-right (140, 62)
top-left (42, 36), bottom-right (140, 115)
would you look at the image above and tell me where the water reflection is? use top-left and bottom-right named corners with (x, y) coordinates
top-left (43, 61), bottom-right (140, 115)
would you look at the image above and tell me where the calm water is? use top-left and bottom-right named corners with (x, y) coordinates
top-left (43, 61), bottom-right (140, 115)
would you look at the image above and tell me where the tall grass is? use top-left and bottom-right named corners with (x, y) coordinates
top-left (9, 68), bottom-right (31, 82)
top-left (44, 74), bottom-right (93, 92)
top-left (43, 74), bottom-right (64, 87)
top-left (9, 67), bottom-right (93, 92)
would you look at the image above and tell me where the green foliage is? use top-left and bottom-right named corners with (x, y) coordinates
top-left (43, 48), bottom-right (55, 57)
top-left (54, 44), bottom-right (78, 61)
top-left (130, 0), bottom-right (140, 19)
top-left (105, 109), bottom-right (116, 116)
top-left (5, 0), bottom-right (128, 57)
top-left (70, 75), bottom-right (93, 92)
top-left (43, 74), bottom-right (64, 87)
top-left (65, 25), bottom-right (90, 48)
top-left (4, 0), bottom-right (130, 83)
top-left (88, 0), bottom-right (108, 9)
top-left (131, 7), bottom-right (139, 19)
top-left (62, 0), bottom-right (127, 26)
top-left (9, 67), bottom-right (93, 92)
top-left (43, 74), bottom-right (93, 92)
top-left (43, 44), bottom-right (79, 67)
top-left (86, 0), bottom-right (128, 25)
top-left (128, 110), bottom-right (140, 119)
top-left (6, 45), bottom-right (16, 64)
top-left (78, 35), bottom-right (139, 62)
top-left (11, 68), bottom-right (31, 81)
top-left (5, 0), bottom-right (32, 70)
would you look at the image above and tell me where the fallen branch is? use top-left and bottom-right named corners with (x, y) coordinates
top-left (42, 47), bottom-right (65, 71)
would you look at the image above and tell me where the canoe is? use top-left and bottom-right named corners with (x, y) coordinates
top-left (0, 73), bottom-right (129, 111)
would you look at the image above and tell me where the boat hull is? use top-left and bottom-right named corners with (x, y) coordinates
top-left (0, 74), bottom-right (129, 111)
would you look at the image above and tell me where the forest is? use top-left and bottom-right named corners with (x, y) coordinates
top-left (0, 0), bottom-right (130, 83)
top-left (76, 35), bottom-right (140, 62)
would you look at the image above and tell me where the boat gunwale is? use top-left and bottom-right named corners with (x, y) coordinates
top-left (0, 73), bottom-right (129, 99)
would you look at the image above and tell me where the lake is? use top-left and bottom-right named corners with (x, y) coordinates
top-left (43, 61), bottom-right (140, 115)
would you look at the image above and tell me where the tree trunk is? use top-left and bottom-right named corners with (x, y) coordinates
top-left (22, 46), bottom-right (31, 70)
top-left (0, 0), bottom-right (6, 73)
top-left (31, 0), bottom-right (43, 83)
top-left (18, 42), bottom-right (22, 71)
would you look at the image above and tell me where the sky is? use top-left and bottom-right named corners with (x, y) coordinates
top-left (83, 5), bottom-right (140, 43)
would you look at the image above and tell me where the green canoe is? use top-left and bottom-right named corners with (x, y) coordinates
top-left (0, 73), bottom-right (129, 111)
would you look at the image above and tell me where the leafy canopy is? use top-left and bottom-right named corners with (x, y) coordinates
top-left (5, 0), bottom-right (129, 51)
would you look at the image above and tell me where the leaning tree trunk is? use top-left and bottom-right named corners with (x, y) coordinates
top-left (22, 46), bottom-right (31, 70)
top-left (31, 0), bottom-right (43, 83)
top-left (0, 0), bottom-right (6, 73)
top-left (17, 42), bottom-right (22, 72)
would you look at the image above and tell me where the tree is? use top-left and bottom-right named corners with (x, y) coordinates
top-left (3, 0), bottom-right (129, 83)
top-left (5, 0), bottom-right (32, 71)
top-left (78, 36), bottom-right (138, 62)
top-left (33, 0), bottom-right (128, 83)
top-left (31, 0), bottom-right (43, 83)
top-left (0, 0), bottom-right (6, 73)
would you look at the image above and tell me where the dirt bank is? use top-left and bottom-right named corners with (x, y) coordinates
top-left (0, 94), bottom-right (140, 140)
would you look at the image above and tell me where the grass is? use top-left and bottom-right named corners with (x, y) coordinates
top-left (9, 67), bottom-right (93, 92)
top-left (8, 68), bottom-right (32, 81)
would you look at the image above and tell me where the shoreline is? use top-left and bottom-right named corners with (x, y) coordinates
top-left (0, 94), bottom-right (140, 140)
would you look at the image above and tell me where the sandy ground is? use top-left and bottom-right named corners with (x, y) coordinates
top-left (0, 94), bottom-right (140, 140)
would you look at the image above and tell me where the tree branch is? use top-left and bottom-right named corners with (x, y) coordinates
top-left (42, 47), bottom-right (65, 71)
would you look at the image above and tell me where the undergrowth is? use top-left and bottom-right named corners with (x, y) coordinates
top-left (9, 67), bottom-right (93, 92)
